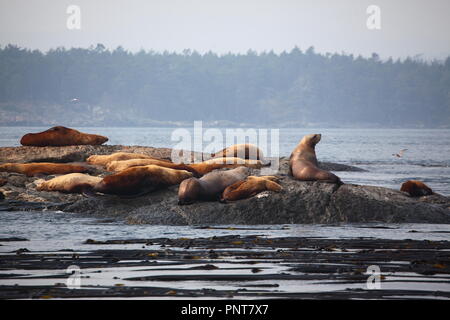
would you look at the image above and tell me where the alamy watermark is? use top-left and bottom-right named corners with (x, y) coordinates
top-left (170, 121), bottom-right (280, 174)
top-left (366, 5), bottom-right (381, 30)
top-left (366, 265), bottom-right (381, 289)
top-left (66, 265), bottom-right (81, 289)
top-left (67, 5), bottom-right (81, 30)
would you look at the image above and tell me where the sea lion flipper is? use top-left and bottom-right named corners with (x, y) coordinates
top-left (265, 180), bottom-right (283, 192)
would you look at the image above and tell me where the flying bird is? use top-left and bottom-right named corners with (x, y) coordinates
top-left (393, 149), bottom-right (408, 158)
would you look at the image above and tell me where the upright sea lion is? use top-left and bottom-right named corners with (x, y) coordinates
top-left (400, 180), bottom-right (433, 197)
top-left (36, 173), bottom-right (102, 193)
top-left (189, 157), bottom-right (262, 176)
top-left (178, 166), bottom-right (249, 205)
top-left (94, 165), bottom-right (193, 196)
top-left (0, 162), bottom-right (90, 177)
top-left (87, 152), bottom-right (162, 167)
top-left (221, 176), bottom-right (282, 201)
top-left (106, 158), bottom-right (199, 176)
top-left (289, 134), bottom-right (341, 184)
top-left (212, 144), bottom-right (264, 160)
top-left (20, 126), bottom-right (108, 146)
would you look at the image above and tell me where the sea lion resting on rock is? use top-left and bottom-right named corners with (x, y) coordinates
top-left (221, 176), bottom-right (282, 201)
top-left (289, 134), bottom-right (341, 184)
top-left (20, 126), bottom-right (108, 146)
top-left (106, 157), bottom-right (262, 177)
top-left (189, 157), bottom-right (263, 176)
top-left (87, 152), bottom-right (163, 167)
top-left (178, 166), bottom-right (249, 205)
top-left (36, 173), bottom-right (102, 193)
top-left (212, 144), bottom-right (264, 160)
top-left (400, 180), bottom-right (433, 197)
top-left (0, 162), bottom-right (90, 177)
top-left (94, 165), bottom-right (193, 196)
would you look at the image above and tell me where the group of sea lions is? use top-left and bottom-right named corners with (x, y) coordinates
top-left (0, 126), bottom-right (434, 204)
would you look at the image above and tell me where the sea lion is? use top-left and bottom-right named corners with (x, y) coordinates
top-left (221, 176), bottom-right (282, 201)
top-left (289, 134), bottom-right (341, 184)
top-left (212, 144), bottom-right (264, 160)
top-left (87, 152), bottom-right (162, 167)
top-left (0, 178), bottom-right (7, 187)
top-left (94, 165), bottom-right (193, 196)
top-left (106, 158), bottom-right (199, 176)
top-left (20, 126), bottom-right (108, 146)
top-left (178, 166), bottom-right (249, 205)
top-left (36, 173), bottom-right (102, 193)
top-left (400, 180), bottom-right (433, 197)
top-left (0, 162), bottom-right (90, 177)
top-left (189, 157), bottom-right (263, 176)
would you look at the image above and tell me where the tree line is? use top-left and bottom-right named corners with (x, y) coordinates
top-left (0, 44), bottom-right (449, 127)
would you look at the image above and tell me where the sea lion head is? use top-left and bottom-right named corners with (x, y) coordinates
top-left (300, 133), bottom-right (321, 148)
top-left (178, 177), bottom-right (202, 205)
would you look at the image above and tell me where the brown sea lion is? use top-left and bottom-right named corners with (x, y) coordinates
top-left (0, 162), bottom-right (90, 177)
top-left (400, 180), bottom-right (433, 197)
top-left (189, 157), bottom-right (263, 176)
top-left (0, 178), bottom-right (7, 187)
top-left (221, 176), bottom-right (282, 201)
top-left (20, 126), bottom-right (108, 146)
top-left (289, 134), bottom-right (341, 184)
top-left (212, 144), bottom-right (264, 160)
top-left (36, 173), bottom-right (102, 193)
top-left (94, 165), bottom-right (193, 196)
top-left (87, 152), bottom-right (162, 167)
top-left (178, 166), bottom-right (249, 205)
top-left (106, 158), bottom-right (200, 176)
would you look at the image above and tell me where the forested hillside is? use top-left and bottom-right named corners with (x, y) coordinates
top-left (0, 44), bottom-right (449, 127)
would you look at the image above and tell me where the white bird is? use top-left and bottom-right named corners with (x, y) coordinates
top-left (392, 149), bottom-right (408, 158)
top-left (70, 98), bottom-right (79, 102)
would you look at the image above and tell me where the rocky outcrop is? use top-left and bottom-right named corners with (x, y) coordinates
top-left (64, 176), bottom-right (450, 225)
top-left (0, 145), bottom-right (449, 224)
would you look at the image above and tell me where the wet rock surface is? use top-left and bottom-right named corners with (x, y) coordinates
top-left (0, 145), bottom-right (449, 224)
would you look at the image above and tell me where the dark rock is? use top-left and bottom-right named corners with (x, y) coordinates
top-left (2, 173), bottom-right (28, 187)
top-left (0, 237), bottom-right (29, 242)
top-left (64, 176), bottom-right (450, 225)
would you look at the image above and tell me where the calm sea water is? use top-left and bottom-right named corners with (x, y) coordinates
top-left (0, 127), bottom-right (449, 252)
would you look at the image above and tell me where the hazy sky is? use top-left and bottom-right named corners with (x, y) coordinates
top-left (1, 0), bottom-right (449, 59)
